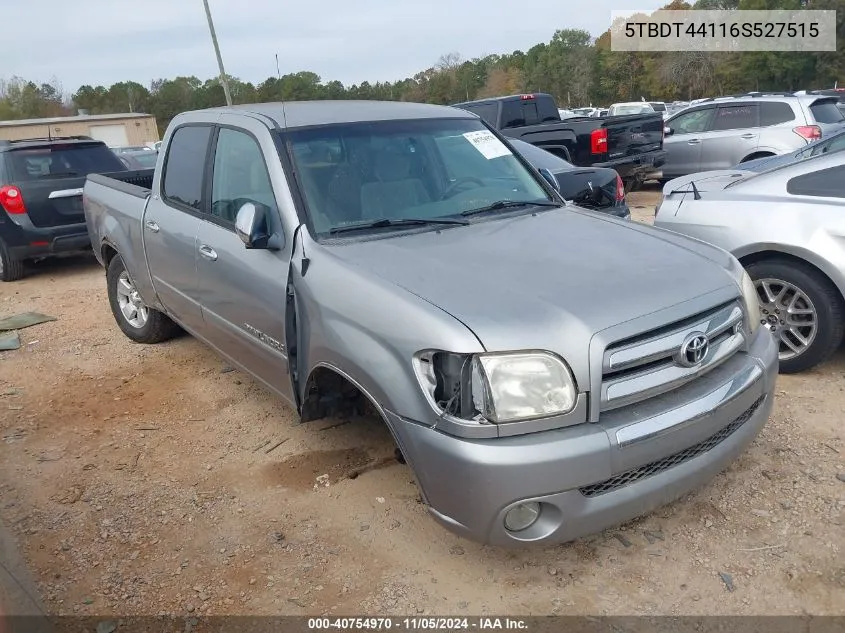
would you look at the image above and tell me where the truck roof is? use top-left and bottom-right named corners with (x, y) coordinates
top-left (194, 100), bottom-right (477, 129)
top-left (452, 93), bottom-right (554, 107)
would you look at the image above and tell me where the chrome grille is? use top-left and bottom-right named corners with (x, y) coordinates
top-left (579, 395), bottom-right (764, 497)
top-left (601, 301), bottom-right (745, 412)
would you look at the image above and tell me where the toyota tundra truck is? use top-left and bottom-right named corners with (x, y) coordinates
top-left (83, 100), bottom-right (778, 546)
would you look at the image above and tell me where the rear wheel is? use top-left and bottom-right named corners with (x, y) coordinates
top-left (106, 255), bottom-right (178, 344)
top-left (745, 259), bottom-right (845, 373)
top-left (0, 238), bottom-right (25, 282)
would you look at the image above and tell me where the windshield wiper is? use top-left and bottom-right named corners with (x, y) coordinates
top-left (669, 180), bottom-right (702, 199)
top-left (328, 217), bottom-right (469, 236)
top-left (40, 171), bottom-right (81, 178)
top-left (460, 199), bottom-right (561, 217)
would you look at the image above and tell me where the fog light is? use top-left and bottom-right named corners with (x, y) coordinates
top-left (504, 502), bottom-right (541, 532)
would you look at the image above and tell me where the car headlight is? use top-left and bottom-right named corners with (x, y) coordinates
top-left (740, 269), bottom-right (761, 334)
top-left (471, 351), bottom-right (577, 423)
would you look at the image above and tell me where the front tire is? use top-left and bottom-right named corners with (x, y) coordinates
top-left (745, 259), bottom-right (845, 373)
top-left (106, 255), bottom-right (178, 344)
top-left (0, 237), bottom-right (25, 282)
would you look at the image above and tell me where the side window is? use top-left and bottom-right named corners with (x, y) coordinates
top-left (162, 125), bottom-right (213, 211)
top-left (712, 105), bottom-right (759, 131)
top-left (787, 165), bottom-right (845, 198)
top-left (210, 128), bottom-right (276, 225)
top-left (759, 102), bottom-right (795, 126)
top-left (670, 108), bottom-right (715, 134)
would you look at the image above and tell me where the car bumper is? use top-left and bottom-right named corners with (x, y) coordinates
top-left (2, 217), bottom-right (91, 260)
top-left (387, 327), bottom-right (777, 546)
top-left (594, 151), bottom-right (667, 180)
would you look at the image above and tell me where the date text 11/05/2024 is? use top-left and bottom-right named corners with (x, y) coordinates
top-left (624, 21), bottom-right (819, 39)
top-left (307, 617), bottom-right (529, 630)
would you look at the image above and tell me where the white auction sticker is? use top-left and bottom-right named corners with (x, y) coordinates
top-left (462, 130), bottom-right (512, 160)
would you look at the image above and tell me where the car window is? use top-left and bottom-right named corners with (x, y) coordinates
top-left (670, 108), bottom-right (714, 134)
top-left (286, 118), bottom-right (552, 236)
top-left (809, 133), bottom-right (845, 157)
top-left (210, 128), bottom-right (276, 225)
top-left (162, 125), bottom-right (212, 211)
top-left (787, 165), bottom-right (845, 198)
top-left (759, 102), bottom-right (795, 126)
top-left (6, 143), bottom-right (125, 181)
top-left (459, 102), bottom-right (498, 126)
top-left (809, 101), bottom-right (845, 124)
top-left (500, 101), bottom-right (526, 128)
top-left (712, 105), bottom-right (758, 131)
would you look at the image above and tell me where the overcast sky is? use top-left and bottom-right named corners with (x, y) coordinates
top-left (7, 0), bottom-right (666, 93)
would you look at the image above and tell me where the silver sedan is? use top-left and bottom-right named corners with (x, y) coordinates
top-left (654, 152), bottom-right (845, 373)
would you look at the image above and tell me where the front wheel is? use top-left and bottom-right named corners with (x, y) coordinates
top-left (745, 259), bottom-right (845, 374)
top-left (106, 255), bottom-right (178, 344)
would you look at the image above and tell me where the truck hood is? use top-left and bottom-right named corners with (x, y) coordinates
top-left (328, 208), bottom-right (738, 377)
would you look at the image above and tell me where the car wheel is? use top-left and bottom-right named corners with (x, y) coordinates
top-left (745, 259), bottom-right (845, 373)
top-left (0, 237), bottom-right (25, 282)
top-left (106, 255), bottom-right (179, 344)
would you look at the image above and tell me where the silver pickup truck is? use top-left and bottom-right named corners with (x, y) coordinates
top-left (83, 101), bottom-right (778, 546)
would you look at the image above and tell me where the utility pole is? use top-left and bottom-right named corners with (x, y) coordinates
top-left (202, 0), bottom-right (233, 106)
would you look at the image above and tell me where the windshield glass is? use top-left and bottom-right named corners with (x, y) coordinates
top-left (286, 118), bottom-right (553, 236)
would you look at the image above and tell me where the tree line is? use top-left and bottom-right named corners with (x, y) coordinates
top-left (1, 0), bottom-right (842, 134)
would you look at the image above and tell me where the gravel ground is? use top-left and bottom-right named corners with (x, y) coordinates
top-left (0, 187), bottom-right (843, 616)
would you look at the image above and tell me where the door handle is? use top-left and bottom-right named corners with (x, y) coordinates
top-left (144, 220), bottom-right (160, 233)
top-left (740, 133), bottom-right (756, 139)
top-left (687, 139), bottom-right (701, 145)
top-left (198, 244), bottom-right (218, 261)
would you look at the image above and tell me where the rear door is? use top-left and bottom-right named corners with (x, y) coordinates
top-left (663, 106), bottom-right (715, 177)
top-left (194, 119), bottom-right (294, 401)
top-left (3, 142), bottom-right (126, 227)
top-left (699, 104), bottom-right (760, 171)
top-left (144, 124), bottom-right (212, 332)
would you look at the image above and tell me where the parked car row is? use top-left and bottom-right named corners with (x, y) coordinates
top-left (82, 99), bottom-right (778, 547)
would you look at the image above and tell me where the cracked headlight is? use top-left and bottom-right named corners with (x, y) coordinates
top-left (471, 351), bottom-right (577, 423)
top-left (740, 269), bottom-right (762, 334)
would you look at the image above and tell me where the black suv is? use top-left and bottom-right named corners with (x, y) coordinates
top-left (0, 136), bottom-right (129, 281)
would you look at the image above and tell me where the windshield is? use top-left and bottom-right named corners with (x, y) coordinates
top-left (286, 118), bottom-right (553, 236)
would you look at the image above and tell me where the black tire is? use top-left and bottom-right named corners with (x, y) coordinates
top-left (106, 255), bottom-right (179, 344)
top-left (745, 258), bottom-right (845, 374)
top-left (0, 237), bottom-right (25, 282)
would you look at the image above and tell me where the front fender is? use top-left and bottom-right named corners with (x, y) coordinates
top-left (291, 239), bottom-right (485, 424)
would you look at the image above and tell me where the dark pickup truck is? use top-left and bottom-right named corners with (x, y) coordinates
top-left (453, 93), bottom-right (666, 185)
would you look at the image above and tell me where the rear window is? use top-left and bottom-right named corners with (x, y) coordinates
top-left (809, 101), bottom-right (845, 124)
top-left (6, 143), bottom-right (125, 181)
top-left (649, 102), bottom-right (667, 112)
top-left (460, 102), bottom-right (498, 126)
top-left (760, 102), bottom-right (795, 126)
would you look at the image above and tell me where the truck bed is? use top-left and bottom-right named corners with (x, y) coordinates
top-left (83, 169), bottom-right (154, 269)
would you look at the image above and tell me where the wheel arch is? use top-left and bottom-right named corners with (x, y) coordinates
top-left (737, 247), bottom-right (845, 306)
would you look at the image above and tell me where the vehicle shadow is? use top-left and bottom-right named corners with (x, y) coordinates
top-left (20, 253), bottom-right (100, 281)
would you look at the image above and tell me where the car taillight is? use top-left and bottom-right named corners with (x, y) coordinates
top-left (793, 125), bottom-right (822, 141)
top-left (591, 128), bottom-right (608, 154)
top-left (615, 174), bottom-right (625, 201)
top-left (0, 185), bottom-right (26, 214)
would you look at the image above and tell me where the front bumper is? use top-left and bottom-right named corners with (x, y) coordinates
top-left (387, 328), bottom-right (777, 546)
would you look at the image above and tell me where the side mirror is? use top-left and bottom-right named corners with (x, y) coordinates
top-left (664, 126), bottom-right (674, 136)
top-left (235, 202), bottom-right (281, 250)
top-left (538, 167), bottom-right (560, 193)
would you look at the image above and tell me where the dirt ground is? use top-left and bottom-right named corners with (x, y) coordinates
top-left (1, 186), bottom-right (843, 617)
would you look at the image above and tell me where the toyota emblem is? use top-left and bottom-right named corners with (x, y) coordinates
top-left (677, 332), bottom-right (709, 367)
